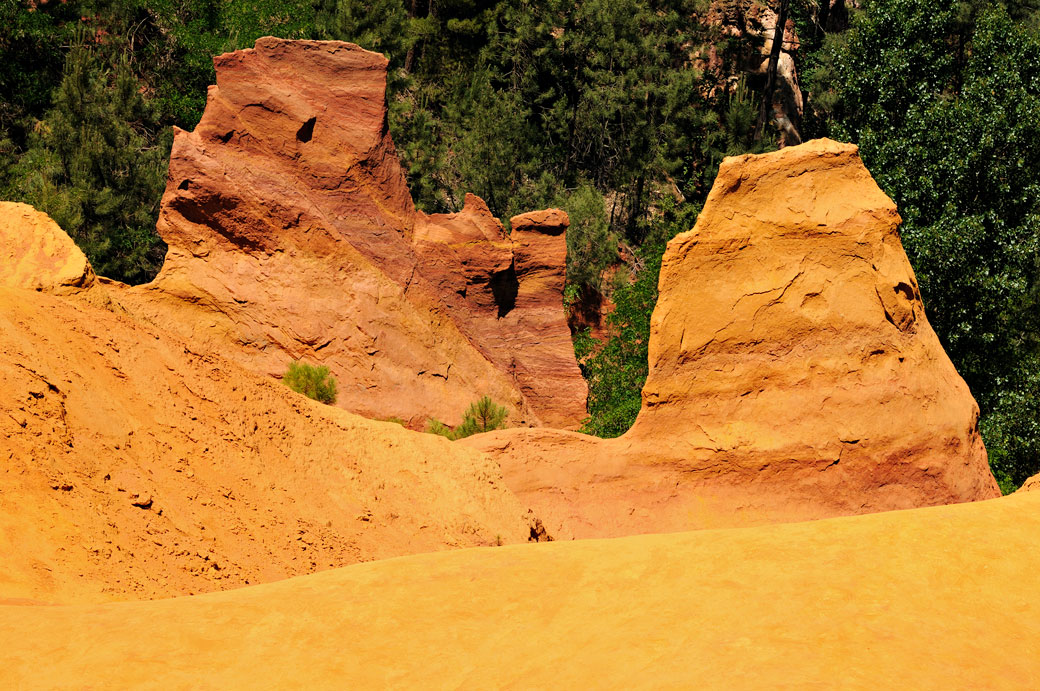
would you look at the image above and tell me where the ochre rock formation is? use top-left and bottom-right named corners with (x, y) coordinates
top-left (413, 197), bottom-right (587, 428)
top-left (112, 37), bottom-right (586, 429)
top-left (4, 489), bottom-right (1039, 687)
top-left (0, 204), bottom-right (543, 604)
top-left (464, 139), bottom-right (1000, 539)
top-left (0, 202), bottom-right (109, 307)
top-left (1023, 472), bottom-right (1040, 491)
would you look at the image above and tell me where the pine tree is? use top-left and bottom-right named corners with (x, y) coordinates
top-left (9, 35), bottom-right (169, 284)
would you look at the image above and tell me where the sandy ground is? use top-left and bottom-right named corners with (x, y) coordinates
top-left (2, 489), bottom-right (1037, 688)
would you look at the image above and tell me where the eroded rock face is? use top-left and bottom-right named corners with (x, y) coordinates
top-left (114, 38), bottom-right (586, 429)
top-left (634, 138), bottom-right (995, 489)
top-left (0, 202), bottom-right (108, 306)
top-left (415, 197), bottom-right (587, 428)
top-left (465, 139), bottom-right (1000, 538)
top-left (0, 203), bottom-right (541, 604)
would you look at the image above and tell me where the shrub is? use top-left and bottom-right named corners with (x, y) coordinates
top-left (425, 418), bottom-right (454, 438)
top-left (282, 360), bottom-right (337, 405)
top-left (424, 396), bottom-right (509, 440)
top-left (456, 395), bottom-right (509, 438)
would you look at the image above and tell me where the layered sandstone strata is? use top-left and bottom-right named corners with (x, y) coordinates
top-left (113, 38), bottom-right (586, 428)
top-left (465, 139), bottom-right (1001, 538)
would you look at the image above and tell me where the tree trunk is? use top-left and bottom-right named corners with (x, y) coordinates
top-left (816, 0), bottom-right (830, 41)
top-left (626, 174), bottom-right (646, 242)
top-left (403, 0), bottom-right (419, 74)
top-left (755, 0), bottom-right (790, 142)
top-left (830, 0), bottom-right (849, 32)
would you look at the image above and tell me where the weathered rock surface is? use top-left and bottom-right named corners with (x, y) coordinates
top-left (0, 202), bottom-right (109, 307)
top-left (113, 37), bottom-right (586, 429)
top-left (4, 489), bottom-right (1038, 687)
top-left (464, 139), bottom-right (1000, 539)
top-left (1023, 472), bottom-right (1040, 491)
top-left (0, 205), bottom-right (542, 604)
top-left (414, 197), bottom-right (587, 428)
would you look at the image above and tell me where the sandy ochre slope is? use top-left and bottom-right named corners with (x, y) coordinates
top-left (0, 201), bottom-right (542, 604)
top-left (2, 490), bottom-right (1038, 688)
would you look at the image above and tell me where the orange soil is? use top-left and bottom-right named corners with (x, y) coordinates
top-left (2, 490), bottom-right (1037, 688)
top-left (0, 206), bottom-right (543, 602)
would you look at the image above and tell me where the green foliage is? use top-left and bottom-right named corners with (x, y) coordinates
top-left (458, 395), bottom-right (509, 436)
top-left (424, 395), bottom-right (509, 440)
top-left (809, 0), bottom-right (1040, 486)
top-left (557, 183), bottom-right (615, 291)
top-left (326, 0), bottom-right (722, 235)
top-left (699, 76), bottom-right (775, 189)
top-left (6, 35), bottom-right (169, 284)
top-left (282, 360), bottom-right (338, 404)
top-left (425, 418), bottom-right (455, 438)
top-left (0, 0), bottom-right (78, 146)
top-left (578, 244), bottom-right (664, 438)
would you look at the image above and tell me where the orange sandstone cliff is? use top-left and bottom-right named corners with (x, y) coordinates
top-left (0, 201), bottom-right (543, 604)
top-left (111, 38), bottom-right (586, 429)
top-left (464, 139), bottom-right (1000, 538)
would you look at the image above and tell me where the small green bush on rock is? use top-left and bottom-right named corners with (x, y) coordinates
top-left (282, 360), bottom-right (337, 405)
top-left (425, 418), bottom-right (455, 438)
top-left (455, 395), bottom-right (509, 438)
top-left (425, 396), bottom-right (509, 440)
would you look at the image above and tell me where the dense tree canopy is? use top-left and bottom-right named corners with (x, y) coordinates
top-left (808, 0), bottom-right (1040, 489)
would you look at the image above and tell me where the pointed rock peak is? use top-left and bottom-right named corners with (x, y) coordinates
top-left (0, 202), bottom-right (107, 305)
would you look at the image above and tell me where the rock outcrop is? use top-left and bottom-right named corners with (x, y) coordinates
top-left (464, 139), bottom-right (1001, 538)
top-left (414, 197), bottom-right (587, 428)
top-left (0, 204), bottom-right (543, 604)
top-left (4, 488), bottom-right (1039, 687)
top-left (112, 37), bottom-right (586, 429)
top-left (0, 202), bottom-right (109, 307)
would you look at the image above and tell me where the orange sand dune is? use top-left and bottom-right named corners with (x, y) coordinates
top-left (2, 490), bottom-right (1037, 688)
